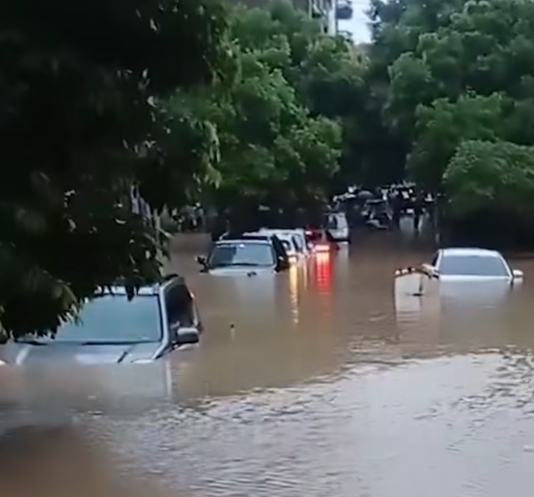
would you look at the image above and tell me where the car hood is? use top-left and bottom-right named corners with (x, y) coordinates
top-left (207, 266), bottom-right (275, 276)
top-left (439, 275), bottom-right (512, 282)
top-left (438, 278), bottom-right (512, 304)
top-left (2, 342), bottom-right (161, 366)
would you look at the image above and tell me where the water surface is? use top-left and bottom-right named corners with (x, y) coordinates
top-left (7, 231), bottom-right (534, 497)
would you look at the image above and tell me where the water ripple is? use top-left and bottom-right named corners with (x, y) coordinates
top-left (76, 354), bottom-right (534, 497)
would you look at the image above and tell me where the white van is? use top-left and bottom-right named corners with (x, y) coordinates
top-left (325, 213), bottom-right (350, 243)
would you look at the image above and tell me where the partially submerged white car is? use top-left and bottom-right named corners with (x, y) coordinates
top-left (423, 248), bottom-right (523, 283)
top-left (395, 247), bottom-right (524, 310)
top-left (254, 229), bottom-right (310, 258)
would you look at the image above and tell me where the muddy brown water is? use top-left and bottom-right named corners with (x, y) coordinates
top-left (4, 231), bottom-right (534, 497)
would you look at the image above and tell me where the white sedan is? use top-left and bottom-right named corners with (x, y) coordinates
top-left (423, 248), bottom-right (523, 283)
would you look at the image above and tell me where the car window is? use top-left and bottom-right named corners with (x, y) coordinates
top-left (295, 232), bottom-right (304, 244)
top-left (165, 284), bottom-right (194, 328)
top-left (440, 255), bottom-right (510, 277)
top-left (292, 235), bottom-right (304, 252)
top-left (209, 242), bottom-right (275, 267)
top-left (19, 294), bottom-right (162, 344)
top-left (271, 236), bottom-right (284, 252)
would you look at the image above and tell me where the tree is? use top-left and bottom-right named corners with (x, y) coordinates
top-left (183, 2), bottom-right (347, 222)
top-left (369, 0), bottom-right (534, 194)
top-left (445, 140), bottom-right (534, 217)
top-left (409, 93), bottom-right (503, 189)
top-left (366, 0), bottom-right (534, 245)
top-left (0, 0), bottom-right (228, 337)
top-left (373, 0), bottom-right (534, 184)
top-left (258, 3), bottom-right (376, 189)
top-left (441, 139), bottom-right (534, 246)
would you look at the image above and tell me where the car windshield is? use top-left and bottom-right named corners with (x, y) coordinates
top-left (440, 254), bottom-right (510, 277)
top-left (209, 242), bottom-right (275, 267)
top-left (18, 294), bottom-right (162, 344)
top-left (292, 235), bottom-right (304, 252)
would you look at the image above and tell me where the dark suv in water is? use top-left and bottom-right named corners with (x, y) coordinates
top-left (2, 274), bottom-right (203, 365)
top-left (197, 234), bottom-right (290, 275)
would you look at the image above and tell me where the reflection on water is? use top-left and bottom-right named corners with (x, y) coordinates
top-left (5, 234), bottom-right (534, 497)
top-left (155, 236), bottom-right (534, 496)
top-left (288, 264), bottom-right (299, 325)
top-left (0, 420), bottom-right (176, 497)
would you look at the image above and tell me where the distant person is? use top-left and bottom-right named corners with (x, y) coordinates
top-left (426, 193), bottom-right (435, 229)
top-left (413, 191), bottom-right (424, 233)
top-left (391, 192), bottom-right (403, 229)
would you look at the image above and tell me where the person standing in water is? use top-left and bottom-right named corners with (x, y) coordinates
top-left (413, 191), bottom-right (424, 234)
top-left (391, 190), bottom-right (403, 229)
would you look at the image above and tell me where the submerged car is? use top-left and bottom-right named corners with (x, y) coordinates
top-left (251, 229), bottom-right (307, 259)
top-left (423, 248), bottom-right (523, 283)
top-left (197, 235), bottom-right (290, 275)
top-left (2, 275), bottom-right (202, 366)
top-left (324, 212), bottom-right (350, 242)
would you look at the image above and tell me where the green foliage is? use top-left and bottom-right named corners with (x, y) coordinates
top-left (0, 0), bottom-right (371, 336)
top-left (367, 0), bottom-right (534, 231)
top-left (409, 93), bottom-right (503, 188)
top-left (0, 0), bottom-right (228, 337)
top-left (445, 140), bottom-right (534, 216)
top-left (178, 1), bottom-right (357, 211)
top-left (25, 0), bottom-right (534, 332)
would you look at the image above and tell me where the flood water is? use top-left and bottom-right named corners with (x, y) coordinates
top-left (6, 231), bottom-right (534, 497)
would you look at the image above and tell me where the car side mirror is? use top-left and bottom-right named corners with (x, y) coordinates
top-left (513, 269), bottom-right (524, 279)
top-left (169, 322), bottom-right (199, 346)
top-left (421, 263), bottom-right (439, 277)
top-left (169, 322), bottom-right (180, 343)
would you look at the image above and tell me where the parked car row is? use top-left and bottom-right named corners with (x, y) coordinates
top-left (0, 244), bottom-right (526, 374)
top-left (0, 224), bottom-right (343, 367)
top-left (197, 225), bottom-right (348, 275)
top-left (0, 218), bottom-right (348, 368)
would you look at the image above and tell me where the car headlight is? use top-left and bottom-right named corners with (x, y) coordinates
top-left (0, 359), bottom-right (6, 366)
